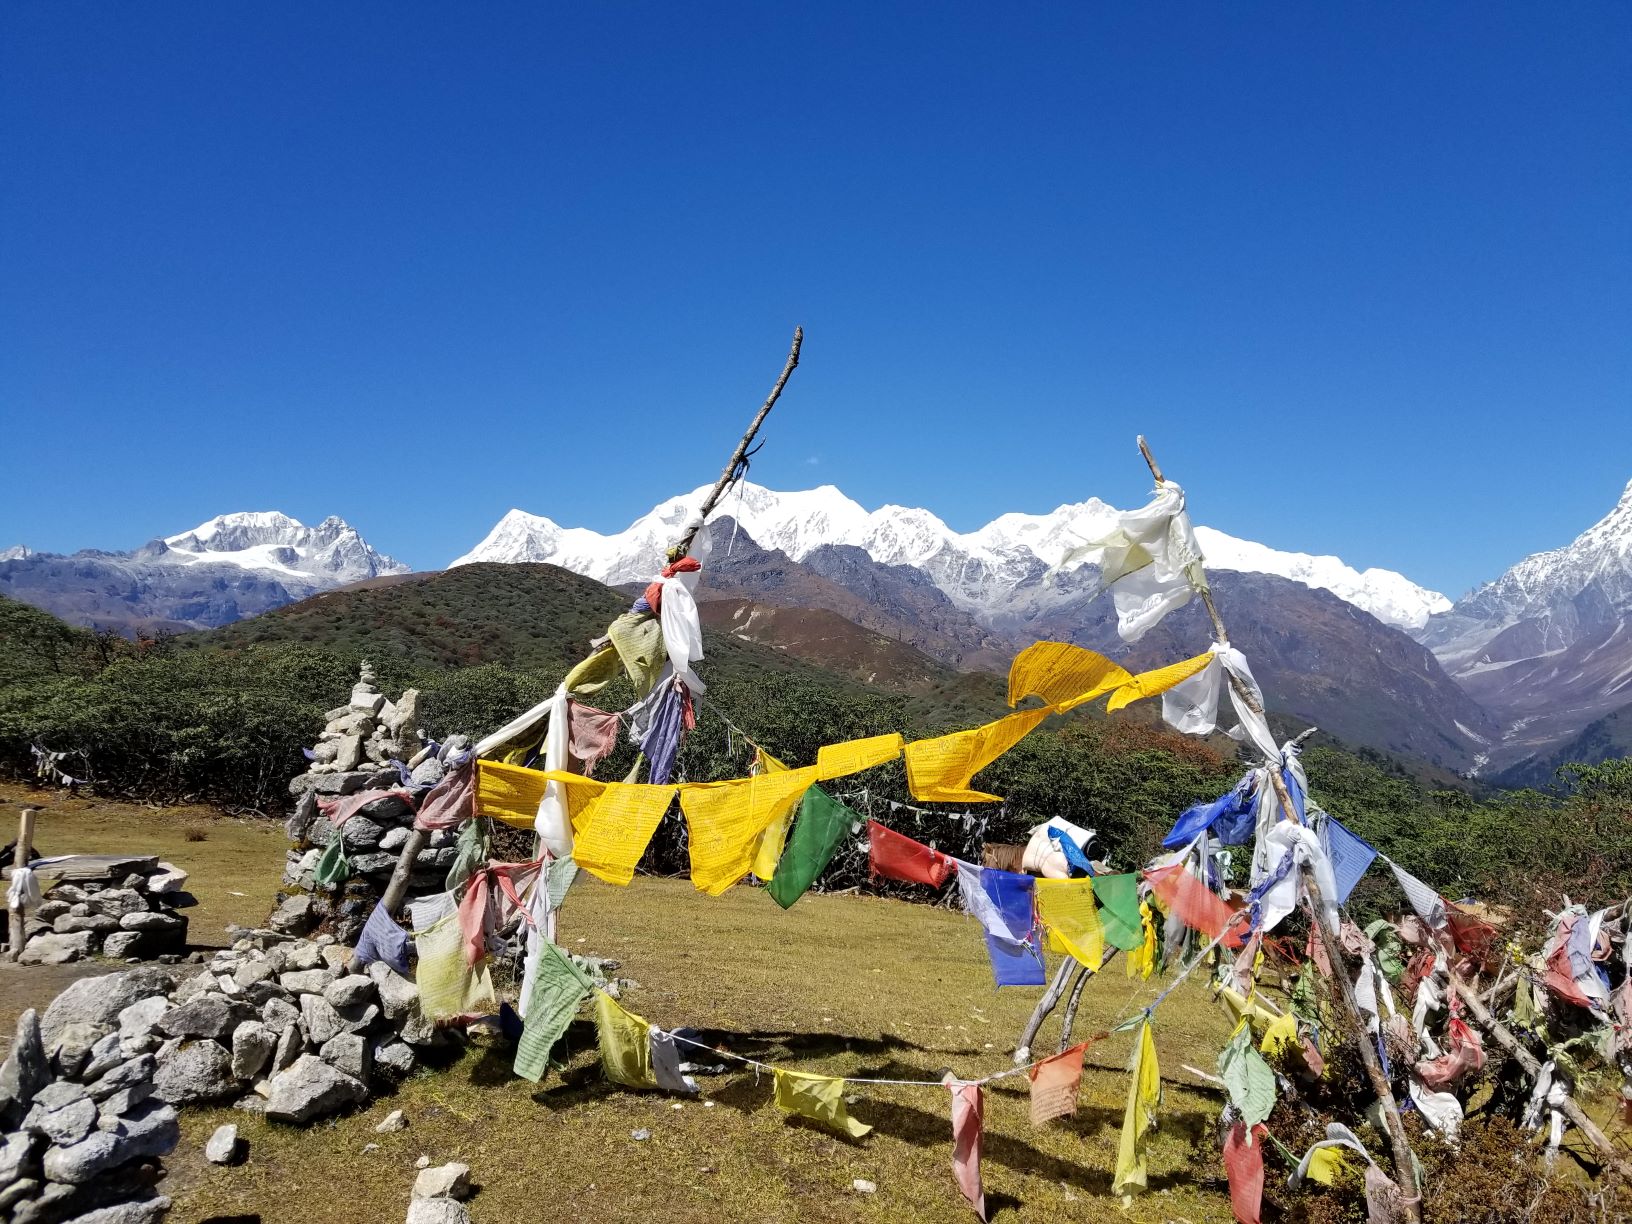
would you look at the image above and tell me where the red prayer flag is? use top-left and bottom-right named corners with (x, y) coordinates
top-left (868, 820), bottom-right (956, 888)
top-left (1145, 863), bottom-right (1248, 949)
top-left (1223, 1121), bottom-right (1266, 1224)
top-left (1027, 1042), bottom-right (1086, 1125)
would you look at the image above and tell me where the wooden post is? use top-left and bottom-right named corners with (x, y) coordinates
top-left (7, 806), bottom-right (38, 961)
top-left (1453, 976), bottom-right (1632, 1180)
top-left (1137, 436), bottom-right (1422, 1220)
top-left (376, 827), bottom-right (431, 923)
top-left (670, 326), bottom-right (803, 560)
top-left (1014, 948), bottom-right (1119, 1062)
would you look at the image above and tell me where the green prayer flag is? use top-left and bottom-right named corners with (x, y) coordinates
top-left (313, 838), bottom-right (350, 888)
top-left (513, 939), bottom-right (595, 1082)
top-left (766, 786), bottom-right (855, 909)
top-left (547, 857), bottom-right (579, 910)
top-left (1217, 1021), bottom-right (1276, 1125)
top-left (1093, 872), bottom-right (1145, 950)
top-left (444, 819), bottom-right (489, 893)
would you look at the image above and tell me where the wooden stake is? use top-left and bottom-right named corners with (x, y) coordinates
top-left (1136, 436), bottom-right (1422, 1220)
top-left (1453, 976), bottom-right (1632, 1180)
top-left (670, 326), bottom-right (803, 560)
top-left (7, 806), bottom-right (38, 961)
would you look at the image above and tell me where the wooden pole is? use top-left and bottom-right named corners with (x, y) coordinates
top-left (7, 806), bottom-right (38, 961)
top-left (1452, 976), bottom-right (1632, 1180)
top-left (375, 826), bottom-right (431, 926)
top-left (1015, 958), bottom-right (1075, 1063)
top-left (670, 326), bottom-right (803, 560)
top-left (1138, 436), bottom-right (1422, 1220)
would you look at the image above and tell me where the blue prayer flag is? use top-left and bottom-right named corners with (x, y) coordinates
top-left (1322, 818), bottom-right (1377, 904)
top-left (354, 899), bottom-right (411, 975)
top-left (979, 867), bottom-right (1036, 941)
top-left (984, 933), bottom-right (1046, 987)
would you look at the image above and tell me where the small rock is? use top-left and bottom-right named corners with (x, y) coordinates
top-left (0, 1008), bottom-right (50, 1124)
top-left (281, 968), bottom-right (335, 996)
top-left (157, 995), bottom-right (246, 1042)
top-left (118, 911), bottom-right (184, 932)
top-left (116, 996), bottom-right (169, 1054)
top-left (299, 994), bottom-right (344, 1046)
top-left (231, 1020), bottom-right (276, 1080)
top-left (260, 996), bottom-right (302, 1035)
top-left (79, 1031), bottom-right (127, 1082)
top-left (20, 930), bottom-right (93, 965)
top-left (380, 826), bottom-right (409, 852)
top-left (405, 1201), bottom-right (470, 1224)
top-left (631, 1128), bottom-right (652, 1141)
top-left (84, 888), bottom-right (146, 918)
top-left (85, 1054), bottom-right (156, 1102)
top-left (318, 1032), bottom-right (372, 1082)
top-left (372, 1039), bottom-right (415, 1080)
top-left (412, 1161), bottom-right (471, 1201)
top-left (271, 1022), bottom-right (305, 1074)
top-left (29, 1094), bottom-right (97, 1145)
top-left (324, 975), bottom-right (376, 1009)
top-left (204, 1123), bottom-right (240, 1164)
top-left (853, 1178), bottom-right (877, 1193)
top-left (145, 864), bottom-right (189, 893)
top-left (267, 895), bottom-right (317, 936)
top-left (415, 1153), bottom-right (431, 1168)
top-left (50, 1022), bottom-right (109, 1078)
top-left (374, 1108), bottom-right (408, 1133)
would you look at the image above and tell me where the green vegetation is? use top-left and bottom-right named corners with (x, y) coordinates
top-left (3, 561), bottom-right (1630, 918)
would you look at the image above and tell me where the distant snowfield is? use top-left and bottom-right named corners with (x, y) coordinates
top-left (451, 481), bottom-right (1452, 632)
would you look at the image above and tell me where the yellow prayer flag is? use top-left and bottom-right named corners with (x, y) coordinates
top-left (1008, 642), bottom-right (1132, 711)
top-left (1102, 650), bottom-right (1216, 712)
top-left (1035, 878), bottom-right (1104, 970)
top-left (569, 782), bottom-right (680, 886)
top-left (904, 708), bottom-right (1049, 803)
top-left (772, 1068), bottom-right (872, 1138)
top-left (749, 747), bottom-right (793, 879)
top-left (1124, 900), bottom-right (1159, 980)
top-left (679, 766), bottom-right (821, 895)
top-left (413, 914), bottom-right (497, 1022)
top-left (1261, 1011), bottom-right (1298, 1058)
top-left (815, 733), bottom-right (905, 779)
top-left (1219, 987), bottom-right (1282, 1039)
top-left (1304, 1146), bottom-right (1354, 1186)
top-left (1112, 1021), bottom-right (1161, 1197)
top-left (595, 990), bottom-right (656, 1089)
top-left (474, 760), bottom-right (551, 830)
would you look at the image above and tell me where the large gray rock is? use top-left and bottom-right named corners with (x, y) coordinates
top-left (371, 1039), bottom-right (415, 1080)
top-left (230, 1020), bottom-right (275, 1080)
top-left (288, 770), bottom-right (369, 797)
top-left (412, 1161), bottom-right (471, 1200)
top-left (299, 994), bottom-right (344, 1046)
top-left (152, 1041), bottom-right (239, 1106)
top-left (340, 816), bottom-right (384, 851)
top-left (286, 791), bottom-right (320, 842)
top-left (54, 913), bottom-right (120, 935)
top-left (318, 1032), bottom-right (371, 1082)
top-left (20, 931), bottom-right (93, 965)
top-left (280, 968), bottom-right (334, 996)
top-left (334, 734), bottom-right (364, 772)
top-left (0, 1129), bottom-right (42, 1185)
top-left (263, 1054), bottom-right (366, 1124)
top-left (56, 1196), bottom-right (172, 1223)
top-left (50, 1023), bottom-right (110, 1079)
top-left (405, 1201), bottom-right (471, 1224)
top-left (380, 826), bottom-right (410, 852)
top-left (157, 995), bottom-right (246, 1042)
top-left (42, 1099), bottom-right (179, 1183)
top-left (144, 865), bottom-right (188, 894)
top-left (271, 1022), bottom-right (305, 1073)
top-left (268, 894), bottom-right (318, 936)
top-left (260, 996), bottom-right (301, 1035)
top-left (0, 1008), bottom-right (50, 1123)
top-left (409, 756), bottom-right (444, 788)
top-left (84, 889), bottom-right (146, 919)
top-left (324, 975), bottom-right (376, 1009)
top-left (349, 852), bottom-right (397, 875)
top-left (116, 997), bottom-right (169, 1054)
top-left (117, 911), bottom-right (183, 933)
top-left (98, 931), bottom-right (144, 960)
top-left (30, 1094), bottom-right (97, 1146)
top-left (79, 1032), bottom-right (127, 1082)
top-left (85, 1054), bottom-right (156, 1102)
top-left (42, 970), bottom-right (175, 1047)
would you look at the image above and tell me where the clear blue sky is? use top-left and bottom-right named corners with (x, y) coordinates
top-left (2, 3), bottom-right (1627, 598)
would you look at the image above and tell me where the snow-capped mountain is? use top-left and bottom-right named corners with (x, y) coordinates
top-left (452, 481), bottom-right (1451, 631)
top-left (1419, 478), bottom-right (1632, 779)
top-left (0, 512), bottom-right (407, 632)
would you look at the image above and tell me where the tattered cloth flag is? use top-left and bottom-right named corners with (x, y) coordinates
top-left (772, 1069), bottom-right (872, 1138)
top-left (1320, 817), bottom-right (1378, 905)
top-left (1217, 1020), bottom-right (1275, 1125)
top-left (1145, 861), bottom-right (1247, 949)
top-left (354, 900), bottom-right (411, 976)
top-left (649, 1026), bottom-right (698, 1095)
top-left (1112, 1020), bottom-right (1162, 1196)
top-left (767, 786), bottom-right (858, 909)
top-left (595, 990), bottom-right (656, 1088)
top-left (984, 932), bottom-right (1046, 987)
top-left (1388, 860), bottom-right (1447, 929)
top-left (868, 820), bottom-right (956, 888)
top-left (513, 939), bottom-right (595, 1082)
top-left (413, 912), bottom-right (497, 1022)
top-left (1027, 1042), bottom-right (1087, 1125)
top-left (969, 865), bottom-right (1045, 987)
top-left (1035, 877), bottom-right (1104, 969)
top-left (944, 1075), bottom-right (987, 1220)
top-left (1223, 1121), bottom-right (1267, 1224)
top-left (905, 708), bottom-right (1049, 804)
top-left (1092, 872), bottom-right (1147, 951)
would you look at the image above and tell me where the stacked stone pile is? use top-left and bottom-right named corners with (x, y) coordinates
top-left (0, 930), bottom-right (436, 1223)
top-left (280, 662), bottom-right (471, 941)
top-left (15, 858), bottom-right (193, 967)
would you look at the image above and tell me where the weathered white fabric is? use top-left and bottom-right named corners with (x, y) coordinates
top-left (1388, 861), bottom-right (1446, 930)
top-left (1059, 481), bottom-right (1208, 642)
top-left (5, 866), bottom-right (40, 912)
top-left (1161, 645), bottom-right (1280, 763)
top-left (1254, 823), bottom-right (1339, 934)
top-left (534, 684), bottom-right (573, 856)
top-left (1408, 1079), bottom-right (1462, 1139)
top-left (659, 570), bottom-right (706, 696)
top-left (956, 863), bottom-right (1013, 941)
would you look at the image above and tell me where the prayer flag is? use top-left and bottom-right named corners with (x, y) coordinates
top-left (1006, 642), bottom-right (1129, 711)
top-left (569, 781), bottom-right (680, 886)
top-left (1389, 861), bottom-right (1447, 928)
top-left (1321, 818), bottom-right (1377, 904)
top-left (1124, 901), bottom-right (1159, 980)
top-left (474, 759), bottom-right (551, 830)
top-left (595, 990), bottom-right (656, 1089)
top-left (649, 1027), bottom-right (698, 1096)
top-left (984, 932), bottom-right (1046, 987)
top-left (1145, 862), bottom-right (1247, 949)
top-left (868, 820), bottom-right (955, 888)
top-left (1027, 1042), bottom-right (1086, 1126)
top-left (1092, 873), bottom-right (1146, 951)
top-left (680, 766), bottom-right (821, 895)
top-left (1035, 878), bottom-right (1104, 970)
top-left (772, 1069), bottom-right (871, 1138)
top-left (815, 733), bottom-right (905, 779)
top-left (1217, 1020), bottom-right (1275, 1126)
top-left (947, 1077), bottom-right (987, 1220)
top-left (354, 900), bottom-right (410, 976)
top-left (979, 867), bottom-right (1036, 941)
top-left (1223, 1121), bottom-right (1265, 1224)
top-left (513, 939), bottom-right (594, 1082)
top-left (414, 913), bottom-right (497, 1022)
top-left (1112, 1021), bottom-right (1161, 1197)
top-left (767, 786), bottom-right (857, 909)
top-left (904, 708), bottom-right (1049, 803)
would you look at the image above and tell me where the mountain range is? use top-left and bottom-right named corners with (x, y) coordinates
top-left (5, 478), bottom-right (1630, 785)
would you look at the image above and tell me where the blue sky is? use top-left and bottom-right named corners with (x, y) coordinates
top-left (2, 3), bottom-right (1627, 598)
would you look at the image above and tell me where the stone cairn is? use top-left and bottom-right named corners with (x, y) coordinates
top-left (277, 662), bottom-right (469, 943)
top-left (14, 857), bottom-right (192, 968)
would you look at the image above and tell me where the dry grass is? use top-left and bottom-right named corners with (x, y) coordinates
top-left (5, 789), bottom-right (1244, 1222)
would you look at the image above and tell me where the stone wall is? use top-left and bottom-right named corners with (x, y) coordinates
top-left (14, 857), bottom-right (192, 968)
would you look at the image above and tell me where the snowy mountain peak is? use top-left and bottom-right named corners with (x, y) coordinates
top-left (452, 481), bottom-right (1448, 630)
top-left (0, 545), bottom-right (31, 562)
top-left (158, 511), bottom-right (408, 582)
